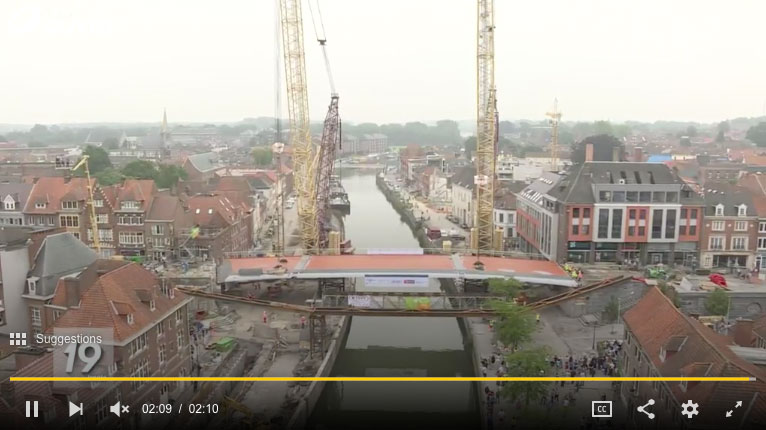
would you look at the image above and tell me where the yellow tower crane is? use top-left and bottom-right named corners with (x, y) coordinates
top-left (279, 0), bottom-right (320, 254)
top-left (71, 155), bottom-right (101, 255)
top-left (546, 98), bottom-right (562, 172)
top-left (473, 0), bottom-right (499, 255)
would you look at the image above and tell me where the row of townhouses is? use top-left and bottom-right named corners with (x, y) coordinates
top-left (0, 175), bottom-right (254, 264)
top-left (514, 160), bottom-right (766, 271)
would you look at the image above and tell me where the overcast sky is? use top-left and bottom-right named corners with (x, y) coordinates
top-left (1, 0), bottom-right (764, 125)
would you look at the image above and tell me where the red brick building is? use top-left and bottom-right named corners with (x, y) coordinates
top-left (699, 184), bottom-right (757, 270)
top-left (8, 261), bottom-right (192, 430)
top-left (184, 194), bottom-right (253, 262)
top-left (622, 288), bottom-right (766, 429)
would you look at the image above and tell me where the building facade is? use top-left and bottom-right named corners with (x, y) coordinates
top-left (517, 163), bottom-right (702, 265)
top-left (450, 166), bottom-right (476, 228)
top-left (9, 261), bottom-right (193, 430)
top-left (621, 287), bottom-right (766, 429)
top-left (699, 185), bottom-right (757, 270)
top-left (0, 183), bottom-right (32, 226)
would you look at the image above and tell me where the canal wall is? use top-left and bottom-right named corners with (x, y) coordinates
top-left (677, 290), bottom-right (766, 319)
top-left (375, 173), bottom-right (433, 249)
top-left (287, 315), bottom-right (352, 430)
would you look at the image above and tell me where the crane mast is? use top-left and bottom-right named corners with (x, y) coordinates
top-left (474, 0), bottom-right (498, 253)
top-left (71, 155), bottom-right (101, 255)
top-left (316, 95), bottom-right (340, 248)
top-left (279, 0), bottom-right (319, 253)
top-left (546, 98), bottom-right (562, 172)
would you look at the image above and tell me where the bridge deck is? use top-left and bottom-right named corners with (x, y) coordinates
top-left (220, 254), bottom-right (576, 287)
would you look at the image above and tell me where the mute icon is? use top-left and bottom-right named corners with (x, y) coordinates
top-left (110, 401), bottom-right (128, 417)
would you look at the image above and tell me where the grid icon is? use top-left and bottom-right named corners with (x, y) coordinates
top-left (10, 332), bottom-right (27, 346)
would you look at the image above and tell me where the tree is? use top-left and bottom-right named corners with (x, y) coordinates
top-left (464, 136), bottom-right (477, 159)
top-left (251, 147), bottom-right (273, 166)
top-left (102, 137), bottom-right (120, 150)
top-left (488, 277), bottom-right (522, 300)
top-left (501, 348), bottom-right (551, 406)
top-left (680, 136), bottom-right (692, 147)
top-left (592, 120), bottom-right (614, 136)
top-left (95, 168), bottom-right (124, 186)
top-left (499, 121), bottom-right (516, 134)
top-left (658, 281), bottom-right (681, 308)
top-left (29, 124), bottom-right (49, 135)
top-left (491, 300), bottom-right (536, 349)
top-left (355, 122), bottom-right (380, 135)
top-left (0, 135), bottom-right (7, 143)
top-left (121, 160), bottom-right (158, 179)
top-left (686, 125), bottom-right (698, 137)
top-left (746, 122), bottom-right (766, 147)
top-left (715, 130), bottom-right (725, 143)
top-left (603, 296), bottom-right (619, 323)
top-left (718, 120), bottom-right (730, 134)
top-left (82, 145), bottom-right (112, 173)
top-left (570, 134), bottom-right (625, 163)
top-left (435, 120), bottom-right (461, 146)
top-left (155, 164), bottom-right (187, 188)
top-left (705, 288), bottom-right (730, 316)
top-left (612, 124), bottom-right (632, 138)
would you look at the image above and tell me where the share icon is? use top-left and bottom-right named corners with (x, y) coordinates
top-left (637, 399), bottom-right (656, 420)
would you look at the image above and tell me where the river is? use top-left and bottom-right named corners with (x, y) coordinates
top-left (307, 170), bottom-right (479, 429)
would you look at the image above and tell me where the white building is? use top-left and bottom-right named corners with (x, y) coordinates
top-left (450, 167), bottom-right (475, 227)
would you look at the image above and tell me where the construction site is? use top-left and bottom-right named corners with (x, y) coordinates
top-left (155, 0), bottom-right (604, 428)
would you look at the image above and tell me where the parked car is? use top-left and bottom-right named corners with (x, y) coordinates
top-left (425, 227), bottom-right (441, 240)
top-left (461, 222), bottom-right (469, 229)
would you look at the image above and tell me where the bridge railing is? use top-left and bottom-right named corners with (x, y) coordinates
top-left (223, 247), bottom-right (552, 260)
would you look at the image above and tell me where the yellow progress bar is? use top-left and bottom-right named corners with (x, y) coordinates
top-left (10, 377), bottom-right (755, 382)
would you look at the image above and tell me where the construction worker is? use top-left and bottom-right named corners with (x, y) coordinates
top-left (536, 313), bottom-right (540, 325)
top-left (262, 311), bottom-right (268, 324)
top-left (300, 315), bottom-right (306, 329)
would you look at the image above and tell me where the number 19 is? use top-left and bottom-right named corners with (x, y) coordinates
top-left (63, 343), bottom-right (102, 374)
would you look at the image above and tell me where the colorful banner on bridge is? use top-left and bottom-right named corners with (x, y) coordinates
top-left (348, 295), bottom-right (373, 308)
top-left (404, 297), bottom-right (431, 310)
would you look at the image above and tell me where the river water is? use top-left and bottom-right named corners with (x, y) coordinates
top-left (308, 170), bottom-right (479, 429)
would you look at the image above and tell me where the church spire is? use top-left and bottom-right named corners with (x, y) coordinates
top-left (161, 108), bottom-right (168, 135)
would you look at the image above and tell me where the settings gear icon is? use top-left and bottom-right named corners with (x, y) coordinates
top-left (681, 400), bottom-right (699, 418)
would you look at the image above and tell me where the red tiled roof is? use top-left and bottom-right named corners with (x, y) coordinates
top-left (115, 179), bottom-right (157, 211)
top-left (23, 177), bottom-right (94, 214)
top-left (187, 194), bottom-right (249, 227)
top-left (51, 262), bottom-right (189, 342)
top-left (737, 173), bottom-right (766, 217)
top-left (146, 195), bottom-right (184, 221)
top-left (624, 287), bottom-right (766, 426)
top-left (216, 176), bottom-right (253, 193)
top-left (754, 314), bottom-right (766, 341)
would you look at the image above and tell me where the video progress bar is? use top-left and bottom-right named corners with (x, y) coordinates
top-left (10, 377), bottom-right (756, 382)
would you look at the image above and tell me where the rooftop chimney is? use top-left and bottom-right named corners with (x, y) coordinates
top-left (585, 143), bottom-right (594, 162)
top-left (733, 318), bottom-right (754, 347)
top-left (633, 147), bottom-right (644, 163)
